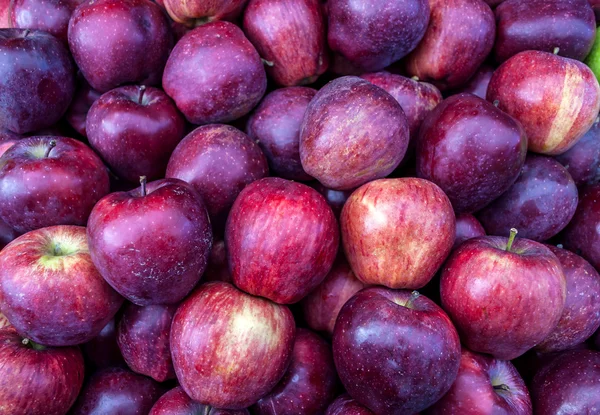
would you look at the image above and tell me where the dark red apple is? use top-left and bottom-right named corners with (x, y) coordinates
top-left (333, 288), bottom-right (461, 414)
top-left (0, 327), bottom-right (85, 415)
top-left (0, 29), bottom-right (74, 134)
top-left (65, 76), bottom-right (101, 137)
top-left (405, 0), bottom-right (495, 90)
top-left (494, 0), bottom-right (596, 63)
top-left (342, 178), bottom-right (455, 289)
top-left (9, 0), bottom-right (82, 42)
top-left (455, 64), bottom-right (494, 99)
top-left (311, 182), bottom-right (354, 218)
top-left (562, 184), bottom-right (600, 270)
top-left (424, 349), bottom-right (532, 414)
top-left (299, 76), bottom-right (409, 190)
top-left (68, 0), bottom-right (172, 92)
top-left (87, 178), bottom-right (212, 305)
top-left (555, 118), bottom-right (600, 187)
top-left (82, 318), bottom-right (126, 369)
top-left (163, 0), bottom-right (247, 27)
top-left (487, 50), bottom-right (600, 155)
top-left (0, 136), bottom-right (109, 233)
top-left (166, 124), bottom-right (268, 233)
top-left (150, 387), bottom-right (250, 415)
top-left (0, 226), bottom-right (123, 346)
top-left (325, 395), bottom-right (374, 415)
top-left (416, 93), bottom-right (527, 213)
top-left (170, 282), bottom-right (296, 409)
top-left (246, 86), bottom-right (315, 181)
top-left (453, 214), bottom-right (486, 250)
top-left (87, 85), bottom-right (186, 183)
top-left (163, 21), bottom-right (266, 125)
top-left (440, 231), bottom-right (566, 360)
top-left (72, 367), bottom-right (164, 415)
top-left (203, 239), bottom-right (232, 283)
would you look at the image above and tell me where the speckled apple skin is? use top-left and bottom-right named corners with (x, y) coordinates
top-left (325, 395), bottom-right (374, 415)
top-left (555, 119), bottom-right (600, 187)
top-left (150, 387), bottom-right (250, 415)
top-left (453, 214), bottom-right (486, 250)
top-left (563, 184), bottom-right (600, 270)
top-left (163, 0), bottom-right (247, 27)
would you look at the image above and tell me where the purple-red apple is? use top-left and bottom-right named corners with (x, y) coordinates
top-left (333, 288), bottom-right (461, 414)
top-left (454, 214), bottom-right (486, 250)
top-left (87, 177), bottom-right (212, 305)
top-left (170, 282), bottom-right (296, 409)
top-left (9, 0), bottom-right (82, 42)
top-left (299, 76), bottom-right (409, 190)
top-left (555, 118), bottom-right (600, 187)
top-left (562, 184), bottom-right (600, 270)
top-left (325, 395), bottom-right (374, 415)
top-left (150, 387), bottom-right (250, 415)
top-left (455, 64), bottom-right (494, 99)
top-left (311, 182), bottom-right (353, 218)
top-left (65, 76), bottom-right (101, 137)
top-left (82, 318), bottom-right (125, 369)
top-left (163, 0), bottom-right (247, 27)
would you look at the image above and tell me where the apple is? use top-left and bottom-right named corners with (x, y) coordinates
top-left (299, 76), bottom-right (409, 190)
top-left (243, 0), bottom-right (328, 86)
top-left (494, 0), bottom-right (596, 63)
top-left (162, 21), bottom-right (267, 125)
top-left (65, 76), bottom-right (101, 137)
top-left (71, 367), bottom-right (165, 415)
top-left (87, 177), bottom-right (212, 305)
top-left (0, 225), bottom-right (123, 346)
top-left (416, 93), bottom-right (527, 214)
top-left (327, 0), bottom-right (429, 72)
top-left (562, 184), bottom-right (600, 270)
top-left (455, 64), bottom-right (494, 99)
top-left (82, 318), bottom-right (126, 369)
top-left (555, 118), bottom-right (600, 187)
top-left (68, 0), bottom-right (172, 93)
top-left (246, 87), bottom-right (316, 181)
top-left (163, 0), bottom-right (247, 27)
top-left (170, 282), bottom-right (296, 409)
top-left (0, 29), bottom-right (74, 134)
top-left (9, 0), bottom-right (83, 42)
top-left (166, 124), bottom-right (269, 234)
top-left (86, 85), bottom-right (186, 183)
top-left (333, 288), bottom-right (461, 414)
top-left (311, 182), bottom-right (354, 218)
top-left (488, 50), bottom-right (600, 155)
top-left (203, 239), bottom-right (232, 283)
top-left (117, 302), bottom-right (178, 382)
top-left (454, 214), bottom-right (486, 250)
top-left (477, 155), bottom-right (579, 241)
top-left (0, 136), bottom-right (110, 233)
top-left (424, 349), bottom-right (532, 414)
top-left (405, 0), bottom-right (495, 90)
top-left (440, 230), bottom-right (567, 360)
top-left (301, 256), bottom-right (366, 335)
top-left (531, 350), bottom-right (600, 414)
top-left (325, 395), bottom-right (374, 415)
top-left (150, 387), bottom-right (250, 415)
top-left (0, 327), bottom-right (85, 415)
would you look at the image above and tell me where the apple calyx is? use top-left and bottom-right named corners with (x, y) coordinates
top-left (506, 228), bottom-right (518, 252)
top-left (21, 338), bottom-right (46, 351)
top-left (44, 140), bottom-right (57, 158)
top-left (553, 47), bottom-right (560, 55)
top-left (139, 176), bottom-right (147, 197)
top-left (138, 85), bottom-right (147, 106)
top-left (411, 76), bottom-right (420, 82)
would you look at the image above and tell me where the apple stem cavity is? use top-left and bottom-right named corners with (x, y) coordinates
top-left (21, 338), bottom-right (45, 351)
top-left (506, 228), bottom-right (518, 252)
top-left (261, 58), bottom-right (274, 67)
top-left (494, 384), bottom-right (511, 392)
top-left (553, 47), bottom-right (560, 55)
top-left (138, 85), bottom-right (146, 105)
top-left (140, 176), bottom-right (147, 197)
top-left (44, 140), bottom-right (57, 158)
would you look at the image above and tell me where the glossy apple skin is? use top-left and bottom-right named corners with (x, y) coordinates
top-left (455, 64), bottom-right (494, 99)
top-left (424, 349), bottom-right (532, 415)
top-left (416, 93), bottom-right (527, 213)
top-left (477, 156), bottom-right (578, 241)
top-left (311, 182), bottom-right (353, 218)
top-left (327, 0), bottom-right (429, 72)
top-left (87, 85), bottom-right (186, 183)
top-left (9, 0), bottom-right (82, 42)
top-left (301, 256), bottom-right (366, 335)
top-left (454, 214), bottom-right (486, 250)
top-left (405, 0), bottom-right (495, 90)
top-left (150, 387), bottom-right (250, 415)
top-left (226, 177), bottom-right (338, 304)
top-left (440, 236), bottom-right (566, 360)
top-left (117, 303), bottom-right (178, 382)
top-left (494, 0), bottom-right (596, 63)
top-left (170, 282), bottom-right (296, 409)
top-left (166, 124), bottom-right (269, 233)
top-left (488, 51), bottom-right (600, 155)
top-left (82, 318), bottom-right (126, 369)
top-left (531, 350), bottom-right (600, 414)
top-left (555, 119), bottom-right (600, 187)
top-left (72, 367), bottom-right (165, 415)
top-left (243, 0), bottom-right (328, 86)
top-left (0, 29), bottom-right (74, 134)
top-left (0, 327), bottom-right (85, 415)
top-left (299, 76), bottom-right (409, 190)
top-left (0, 226), bottom-right (124, 346)
top-left (562, 184), bottom-right (600, 270)
top-left (163, 21), bottom-right (266, 125)
top-left (65, 76), bottom-right (101, 137)
top-left (87, 178), bottom-right (212, 305)
top-left (333, 288), bottom-right (461, 414)
top-left (325, 395), bottom-right (375, 415)
top-left (163, 0), bottom-right (246, 27)
top-left (247, 87), bottom-right (315, 181)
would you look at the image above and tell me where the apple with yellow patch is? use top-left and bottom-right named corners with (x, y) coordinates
top-left (487, 50), bottom-right (600, 156)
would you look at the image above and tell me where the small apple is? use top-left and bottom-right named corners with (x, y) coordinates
top-left (150, 387), bottom-right (250, 415)
top-left (555, 118), bottom-right (600, 187)
top-left (562, 184), bottom-right (600, 270)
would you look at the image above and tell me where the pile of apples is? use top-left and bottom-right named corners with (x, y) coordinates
top-left (2, 0), bottom-right (600, 414)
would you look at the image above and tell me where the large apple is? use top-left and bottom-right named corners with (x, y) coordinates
top-left (150, 387), bottom-right (250, 415)
top-left (325, 395), bottom-right (374, 415)
top-left (555, 118), bottom-right (600, 187)
top-left (341, 178), bottom-right (455, 289)
top-left (0, 327), bottom-right (85, 415)
top-left (299, 76), bottom-right (409, 190)
top-left (226, 177), bottom-right (338, 304)
top-left (0, 226), bottom-right (123, 346)
top-left (163, 0), bottom-right (247, 27)
top-left (170, 282), bottom-right (296, 409)
top-left (487, 50), bottom-right (600, 155)
top-left (9, 0), bottom-right (82, 42)
top-left (0, 29), bottom-right (74, 134)
top-left (454, 214), bottom-right (486, 250)
top-left (440, 231), bottom-right (566, 360)
top-left (65, 76), bottom-right (101, 137)
top-left (562, 184), bottom-right (600, 270)
top-left (87, 177), bottom-right (212, 305)
top-left (416, 93), bottom-right (527, 214)
top-left (333, 288), bottom-right (461, 414)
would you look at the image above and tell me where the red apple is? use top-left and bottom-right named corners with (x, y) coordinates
top-left (87, 177), bottom-right (212, 305)
top-left (170, 282), bottom-right (296, 409)
top-left (325, 395), bottom-right (374, 415)
top-left (162, 21), bottom-right (266, 125)
top-left (454, 214), bottom-right (486, 251)
top-left (65, 76), bottom-right (101, 138)
top-left (455, 64), bottom-right (494, 99)
top-left (82, 318), bottom-right (126, 369)
top-left (9, 0), bottom-right (82, 42)
top-left (341, 178), bottom-right (455, 289)
top-left (555, 118), bottom-right (600, 187)
top-left (562, 184), bottom-right (600, 270)
top-left (0, 327), bottom-right (85, 415)
top-left (487, 50), bottom-right (600, 155)
top-left (163, 0), bottom-right (247, 27)
top-left (299, 76), bottom-right (409, 190)
top-left (150, 387), bottom-right (250, 415)
top-left (0, 225), bottom-right (123, 346)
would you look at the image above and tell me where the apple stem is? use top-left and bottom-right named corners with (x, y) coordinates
top-left (21, 338), bottom-right (45, 351)
top-left (556, 244), bottom-right (564, 249)
top-left (405, 290), bottom-right (421, 308)
top-left (506, 228), bottom-right (518, 252)
top-left (494, 384), bottom-right (511, 392)
top-left (44, 140), bottom-right (57, 158)
top-left (411, 76), bottom-right (420, 81)
top-left (553, 47), bottom-right (560, 55)
top-left (493, 100), bottom-right (500, 107)
top-left (261, 58), bottom-right (274, 67)
top-left (138, 85), bottom-right (146, 105)
top-left (140, 176), bottom-right (147, 197)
